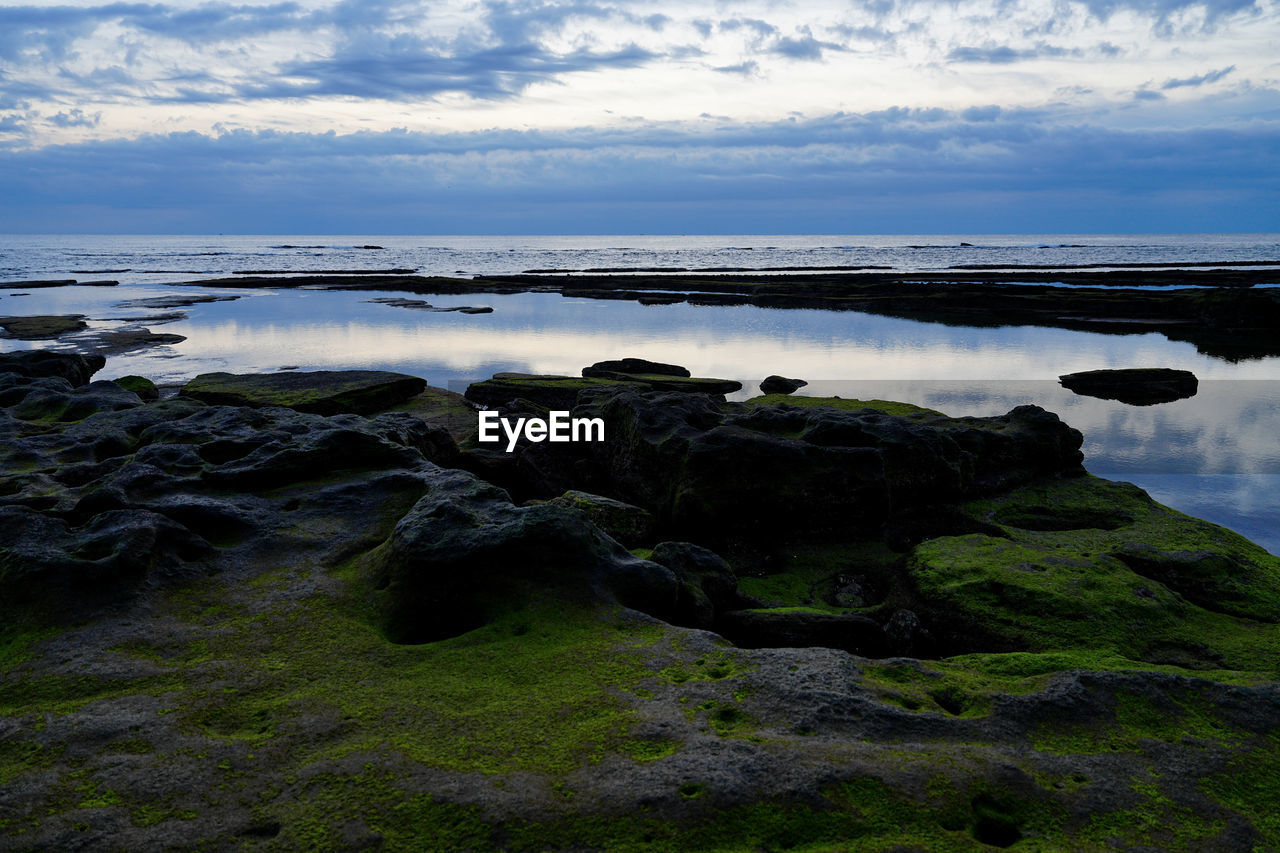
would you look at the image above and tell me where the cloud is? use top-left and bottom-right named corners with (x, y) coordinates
top-left (0, 3), bottom-right (318, 61)
top-left (1163, 65), bottom-right (1236, 89)
top-left (948, 43), bottom-right (1078, 63)
top-left (0, 105), bottom-right (1275, 232)
top-left (770, 27), bottom-right (847, 61)
top-left (48, 108), bottom-right (101, 127)
top-left (1077, 0), bottom-right (1260, 32)
top-left (713, 60), bottom-right (759, 76)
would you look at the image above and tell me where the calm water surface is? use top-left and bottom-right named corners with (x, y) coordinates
top-left (2, 235), bottom-right (1277, 553)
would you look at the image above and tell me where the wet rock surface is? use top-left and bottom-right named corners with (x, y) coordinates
top-left (3, 352), bottom-right (1280, 850)
top-left (0, 314), bottom-right (90, 339)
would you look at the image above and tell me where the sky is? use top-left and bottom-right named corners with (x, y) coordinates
top-left (0, 0), bottom-right (1277, 233)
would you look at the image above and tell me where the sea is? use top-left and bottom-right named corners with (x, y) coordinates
top-left (2, 233), bottom-right (1278, 553)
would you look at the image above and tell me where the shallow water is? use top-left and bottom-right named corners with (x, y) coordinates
top-left (4, 280), bottom-right (1277, 553)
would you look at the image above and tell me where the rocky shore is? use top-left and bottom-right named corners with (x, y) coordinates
top-left (2, 352), bottom-right (1279, 850)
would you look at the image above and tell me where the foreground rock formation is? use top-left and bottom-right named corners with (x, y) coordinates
top-left (2, 353), bottom-right (1279, 851)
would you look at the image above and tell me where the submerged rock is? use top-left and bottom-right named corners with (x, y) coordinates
top-left (181, 369), bottom-right (427, 415)
top-left (1059, 367), bottom-right (1198, 405)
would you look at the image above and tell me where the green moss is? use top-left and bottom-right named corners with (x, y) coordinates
top-left (622, 739), bottom-right (680, 762)
top-left (114, 375), bottom-right (159, 400)
top-left (746, 394), bottom-right (945, 418)
top-left (909, 475), bottom-right (1280, 676)
top-left (1033, 689), bottom-right (1249, 755)
top-left (658, 652), bottom-right (750, 684)
top-left (1199, 733), bottom-right (1280, 848)
top-left (736, 540), bottom-right (901, 611)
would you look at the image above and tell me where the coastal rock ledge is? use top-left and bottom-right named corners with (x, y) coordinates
top-left (2, 351), bottom-right (1279, 852)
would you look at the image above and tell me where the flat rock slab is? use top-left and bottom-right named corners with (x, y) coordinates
top-left (366, 297), bottom-right (492, 314)
top-left (387, 385), bottom-right (480, 442)
top-left (465, 374), bottom-right (647, 409)
top-left (181, 370), bottom-right (427, 415)
top-left (1059, 367), bottom-right (1198, 405)
top-left (583, 358), bottom-right (691, 378)
top-left (0, 314), bottom-right (88, 339)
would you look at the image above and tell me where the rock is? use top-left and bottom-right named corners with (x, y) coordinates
top-left (883, 608), bottom-right (931, 656)
top-left (75, 327), bottom-right (187, 355)
top-left (0, 350), bottom-right (105, 386)
top-left (363, 472), bottom-right (678, 643)
top-left (180, 370), bottom-right (427, 416)
top-left (1058, 368), bottom-right (1198, 405)
top-left (365, 297), bottom-right (492, 314)
top-left (545, 490), bottom-right (655, 548)
top-left (718, 608), bottom-right (889, 656)
top-left (0, 314), bottom-right (88, 339)
top-left (464, 374), bottom-right (645, 410)
top-left (649, 541), bottom-right (743, 629)
top-left (759, 375), bottom-right (807, 395)
top-left (385, 385), bottom-right (480, 444)
top-left (906, 475), bottom-right (1280, 666)
top-left (112, 375), bottom-right (159, 402)
top-left (113, 295), bottom-right (241, 310)
top-left (525, 391), bottom-right (1083, 544)
top-left (583, 358), bottom-right (691, 379)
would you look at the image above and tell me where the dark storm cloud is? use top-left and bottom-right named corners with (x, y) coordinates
top-left (1162, 65), bottom-right (1235, 88)
top-left (1, 105), bottom-right (1275, 232)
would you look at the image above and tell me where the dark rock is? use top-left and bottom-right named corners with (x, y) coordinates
top-left (0, 350), bottom-right (105, 386)
top-left (365, 297), bottom-right (492, 314)
top-left (581, 359), bottom-right (740, 394)
top-left (113, 294), bottom-right (241, 310)
top-left (0, 314), bottom-right (88, 339)
top-left (718, 608), bottom-right (889, 656)
top-left (883, 608), bottom-right (931, 656)
top-left (583, 358), bottom-right (691, 379)
top-left (464, 374), bottom-right (645, 410)
top-left (1058, 368), bottom-right (1198, 405)
top-left (649, 541), bottom-right (742, 629)
top-left (363, 471), bottom-right (677, 643)
top-left (180, 370), bottom-right (427, 416)
top-left (545, 490), bottom-right (655, 548)
top-left (759, 375), bottom-right (807, 395)
top-left (525, 391), bottom-right (1082, 544)
top-left (75, 327), bottom-right (187, 355)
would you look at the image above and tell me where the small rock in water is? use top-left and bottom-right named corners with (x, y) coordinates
top-left (759, 375), bottom-right (808, 395)
top-left (1059, 368), bottom-right (1198, 405)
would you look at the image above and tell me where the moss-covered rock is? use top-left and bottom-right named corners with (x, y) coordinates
top-left (113, 375), bottom-right (159, 401)
top-left (0, 314), bottom-right (88, 340)
top-left (180, 370), bottom-right (427, 415)
top-left (907, 475), bottom-right (1280, 671)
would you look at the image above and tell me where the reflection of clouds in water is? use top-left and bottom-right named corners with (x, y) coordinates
top-left (11, 286), bottom-right (1278, 552)
top-left (801, 381), bottom-right (1280, 474)
top-left (1102, 474), bottom-right (1280, 557)
top-left (69, 290), bottom-right (1280, 386)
